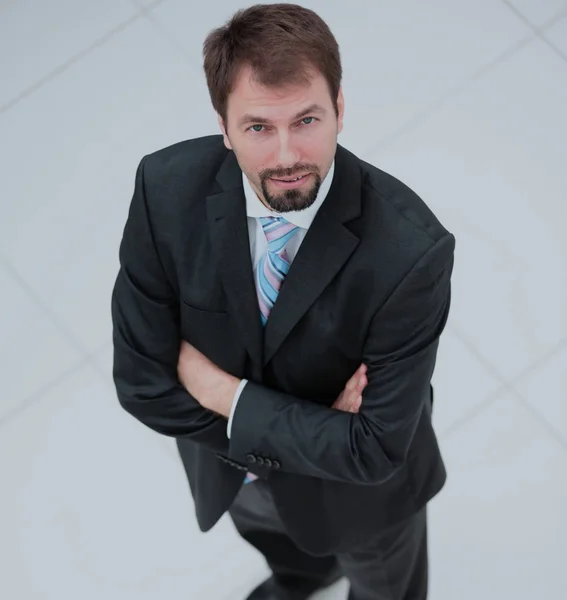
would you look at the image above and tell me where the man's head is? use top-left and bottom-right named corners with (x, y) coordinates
top-left (203, 4), bottom-right (344, 213)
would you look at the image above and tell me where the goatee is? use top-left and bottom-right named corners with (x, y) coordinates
top-left (261, 172), bottom-right (321, 213)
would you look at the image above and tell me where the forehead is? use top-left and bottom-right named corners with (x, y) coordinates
top-left (227, 65), bottom-right (330, 120)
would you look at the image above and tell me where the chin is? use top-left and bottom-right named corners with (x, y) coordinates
top-left (263, 177), bottom-right (322, 213)
top-left (266, 192), bottom-right (317, 213)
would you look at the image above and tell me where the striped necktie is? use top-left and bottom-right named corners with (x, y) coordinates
top-left (256, 216), bottom-right (300, 326)
top-left (243, 216), bottom-right (299, 485)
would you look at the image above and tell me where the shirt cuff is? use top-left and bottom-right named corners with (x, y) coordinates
top-left (227, 379), bottom-right (248, 438)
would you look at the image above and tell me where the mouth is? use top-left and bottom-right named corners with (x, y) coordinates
top-left (269, 173), bottom-right (311, 189)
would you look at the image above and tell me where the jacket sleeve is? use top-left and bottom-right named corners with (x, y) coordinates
top-left (111, 156), bottom-right (230, 455)
top-left (228, 233), bottom-right (455, 484)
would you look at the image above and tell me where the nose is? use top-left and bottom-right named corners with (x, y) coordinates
top-left (275, 132), bottom-right (300, 168)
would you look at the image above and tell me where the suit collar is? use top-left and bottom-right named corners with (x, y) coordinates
top-left (208, 144), bottom-right (362, 368)
top-left (213, 143), bottom-right (361, 225)
top-left (261, 144), bottom-right (362, 364)
top-left (242, 160), bottom-right (335, 230)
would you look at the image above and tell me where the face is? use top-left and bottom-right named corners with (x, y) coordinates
top-left (218, 65), bottom-right (344, 213)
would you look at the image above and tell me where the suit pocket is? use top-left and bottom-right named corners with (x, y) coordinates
top-left (180, 300), bottom-right (229, 342)
top-left (179, 301), bottom-right (245, 375)
top-left (180, 297), bottom-right (228, 317)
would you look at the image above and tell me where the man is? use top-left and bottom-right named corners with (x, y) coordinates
top-left (111, 4), bottom-right (455, 600)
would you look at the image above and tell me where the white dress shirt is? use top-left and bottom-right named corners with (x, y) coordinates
top-left (227, 161), bottom-right (335, 437)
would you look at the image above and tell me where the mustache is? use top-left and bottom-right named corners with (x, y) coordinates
top-left (260, 164), bottom-right (319, 179)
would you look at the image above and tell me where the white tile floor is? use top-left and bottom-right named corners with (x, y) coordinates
top-left (0, 1), bottom-right (565, 598)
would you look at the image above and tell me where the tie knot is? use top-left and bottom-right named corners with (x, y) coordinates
top-left (259, 216), bottom-right (299, 253)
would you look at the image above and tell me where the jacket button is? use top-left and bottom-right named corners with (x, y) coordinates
top-left (272, 460), bottom-right (281, 470)
top-left (264, 458), bottom-right (272, 467)
top-left (256, 457), bottom-right (265, 466)
top-left (246, 454), bottom-right (256, 464)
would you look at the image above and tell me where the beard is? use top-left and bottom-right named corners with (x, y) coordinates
top-left (258, 164), bottom-right (322, 213)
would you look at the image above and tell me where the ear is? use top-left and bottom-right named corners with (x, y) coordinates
top-left (336, 87), bottom-right (345, 135)
top-left (218, 114), bottom-right (233, 150)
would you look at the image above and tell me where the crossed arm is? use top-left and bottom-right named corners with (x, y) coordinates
top-left (177, 235), bottom-right (453, 484)
top-left (112, 157), bottom-right (455, 485)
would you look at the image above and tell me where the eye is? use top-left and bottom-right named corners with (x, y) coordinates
top-left (301, 117), bottom-right (317, 126)
top-left (249, 124), bottom-right (265, 133)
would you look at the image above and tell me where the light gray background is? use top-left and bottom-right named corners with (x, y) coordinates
top-left (1, 1), bottom-right (566, 598)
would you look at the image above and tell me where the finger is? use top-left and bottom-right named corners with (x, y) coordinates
top-left (348, 396), bottom-right (362, 413)
top-left (351, 365), bottom-right (364, 380)
top-left (346, 375), bottom-right (358, 392)
top-left (333, 401), bottom-right (348, 412)
top-left (332, 392), bottom-right (344, 408)
top-left (347, 392), bottom-right (361, 412)
top-left (350, 395), bottom-right (362, 413)
top-left (179, 340), bottom-right (192, 355)
top-left (335, 394), bottom-right (354, 412)
top-left (348, 365), bottom-right (365, 387)
top-left (342, 385), bottom-right (357, 404)
top-left (355, 366), bottom-right (367, 386)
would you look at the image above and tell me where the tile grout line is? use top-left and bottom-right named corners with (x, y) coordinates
top-left (370, 1), bottom-right (567, 441)
top-left (146, 0), bottom-right (563, 452)
top-left (500, 0), bottom-right (567, 30)
top-left (141, 7), bottom-right (202, 71)
top-left (439, 327), bottom-right (567, 440)
top-left (141, 0), bottom-right (546, 166)
top-left (4, 250), bottom-right (563, 446)
top-left (0, 355), bottom-right (92, 430)
top-left (439, 381), bottom-right (508, 439)
top-left (0, 0), bottom-right (169, 428)
top-left (0, 10), bottom-right (146, 115)
top-left (541, 5), bottom-right (567, 28)
top-left (505, 336), bottom-right (567, 387)
top-left (450, 324), bottom-right (567, 391)
top-left (2, 0), bottom-right (564, 455)
top-left (90, 350), bottom-right (113, 386)
top-left (446, 323), bottom-right (513, 387)
top-left (442, 380), bottom-right (567, 456)
top-left (536, 31), bottom-right (567, 64)
top-left (499, 0), bottom-right (567, 63)
top-left (512, 390), bottom-right (567, 453)
top-left (0, 348), bottom-right (177, 466)
top-left (0, 259), bottom-right (118, 431)
top-left (131, 0), bottom-right (169, 11)
top-left (0, 301), bottom-right (172, 461)
top-left (361, 31), bottom-right (536, 158)
top-left (0, 255), bottom-right (93, 358)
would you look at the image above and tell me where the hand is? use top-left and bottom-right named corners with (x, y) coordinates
top-left (332, 364), bottom-right (367, 413)
top-left (177, 341), bottom-right (240, 417)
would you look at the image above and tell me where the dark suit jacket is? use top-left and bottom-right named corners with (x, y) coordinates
top-left (111, 135), bottom-right (456, 556)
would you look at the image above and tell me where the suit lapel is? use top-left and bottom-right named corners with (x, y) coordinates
top-left (206, 151), bottom-right (263, 378)
top-left (207, 144), bottom-right (363, 371)
top-left (263, 145), bottom-right (362, 366)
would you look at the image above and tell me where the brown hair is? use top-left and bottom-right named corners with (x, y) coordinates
top-left (202, 3), bottom-right (342, 124)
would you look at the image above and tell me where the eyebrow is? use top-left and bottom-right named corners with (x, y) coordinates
top-left (237, 103), bottom-right (327, 128)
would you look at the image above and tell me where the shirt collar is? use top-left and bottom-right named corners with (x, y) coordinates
top-left (243, 160), bottom-right (335, 229)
